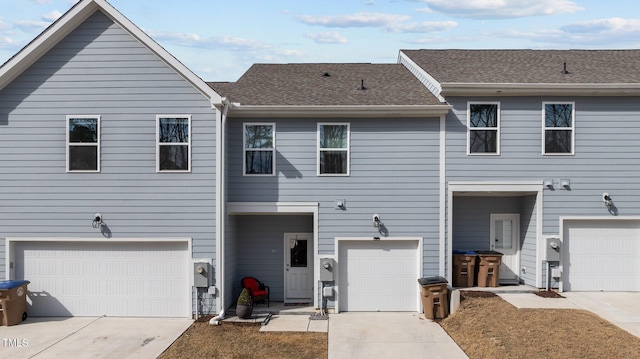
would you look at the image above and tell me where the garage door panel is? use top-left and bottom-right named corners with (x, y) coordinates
top-left (564, 220), bottom-right (640, 291)
top-left (14, 241), bottom-right (189, 317)
top-left (339, 240), bottom-right (418, 312)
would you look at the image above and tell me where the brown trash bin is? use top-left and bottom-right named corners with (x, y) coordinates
top-left (476, 251), bottom-right (503, 287)
top-left (0, 280), bottom-right (30, 326)
top-left (452, 251), bottom-right (477, 287)
top-left (418, 277), bottom-right (449, 320)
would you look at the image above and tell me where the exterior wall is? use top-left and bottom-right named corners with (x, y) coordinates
top-left (520, 194), bottom-right (537, 286)
top-left (227, 116), bottom-right (441, 277)
top-left (446, 95), bottom-right (640, 286)
top-left (230, 215), bottom-right (313, 302)
top-left (0, 11), bottom-right (217, 309)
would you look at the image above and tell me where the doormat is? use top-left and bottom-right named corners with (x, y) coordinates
top-left (309, 313), bottom-right (329, 320)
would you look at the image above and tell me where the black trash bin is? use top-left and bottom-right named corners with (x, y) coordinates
top-left (0, 280), bottom-right (30, 326)
top-left (417, 276), bottom-right (448, 320)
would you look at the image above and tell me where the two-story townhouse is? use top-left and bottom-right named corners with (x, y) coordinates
top-left (401, 49), bottom-right (640, 292)
top-left (209, 63), bottom-right (451, 312)
top-left (0, 0), bottom-right (222, 317)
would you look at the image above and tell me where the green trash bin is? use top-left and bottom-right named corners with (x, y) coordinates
top-left (0, 280), bottom-right (30, 326)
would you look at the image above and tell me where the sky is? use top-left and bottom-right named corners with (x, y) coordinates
top-left (1, 0), bottom-right (640, 82)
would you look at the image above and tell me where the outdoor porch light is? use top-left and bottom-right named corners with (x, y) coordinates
top-left (92, 213), bottom-right (103, 228)
top-left (373, 214), bottom-right (381, 228)
top-left (602, 193), bottom-right (613, 208)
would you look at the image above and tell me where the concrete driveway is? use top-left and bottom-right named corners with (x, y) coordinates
top-left (0, 316), bottom-right (192, 358)
top-left (328, 312), bottom-right (468, 359)
top-left (562, 292), bottom-right (640, 338)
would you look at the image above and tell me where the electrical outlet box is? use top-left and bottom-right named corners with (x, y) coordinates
top-left (194, 262), bottom-right (209, 288)
top-left (320, 258), bottom-right (335, 281)
top-left (546, 237), bottom-right (561, 262)
top-left (551, 268), bottom-right (562, 278)
top-left (323, 286), bottom-right (334, 297)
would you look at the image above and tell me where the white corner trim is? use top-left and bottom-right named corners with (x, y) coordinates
top-left (439, 115), bottom-right (446, 277)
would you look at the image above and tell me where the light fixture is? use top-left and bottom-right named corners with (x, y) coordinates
top-left (92, 213), bottom-right (103, 228)
top-left (602, 193), bottom-right (613, 208)
top-left (373, 214), bottom-right (381, 228)
top-left (544, 179), bottom-right (554, 189)
top-left (560, 179), bottom-right (570, 189)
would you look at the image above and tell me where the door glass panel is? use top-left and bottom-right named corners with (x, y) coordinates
top-left (495, 220), bottom-right (513, 249)
top-left (290, 240), bottom-right (308, 267)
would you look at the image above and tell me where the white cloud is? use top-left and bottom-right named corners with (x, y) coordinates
top-left (561, 17), bottom-right (640, 35)
top-left (417, 0), bottom-right (583, 19)
top-left (305, 31), bottom-right (349, 44)
top-left (387, 20), bottom-right (457, 33)
top-left (43, 10), bottom-right (63, 22)
top-left (150, 31), bottom-right (272, 51)
top-left (297, 12), bottom-right (411, 28)
top-left (14, 20), bottom-right (50, 32)
top-left (30, 0), bottom-right (52, 4)
top-left (0, 36), bottom-right (14, 46)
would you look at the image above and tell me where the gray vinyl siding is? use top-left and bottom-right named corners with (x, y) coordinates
top-left (227, 117), bottom-right (441, 277)
top-left (520, 194), bottom-right (537, 286)
top-left (0, 10), bottom-right (217, 297)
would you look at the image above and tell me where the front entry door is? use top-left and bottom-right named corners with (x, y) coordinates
top-left (284, 233), bottom-right (313, 302)
top-left (490, 214), bottom-right (520, 284)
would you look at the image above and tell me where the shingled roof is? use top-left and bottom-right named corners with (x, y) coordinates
top-left (208, 63), bottom-right (443, 106)
top-left (401, 49), bottom-right (640, 84)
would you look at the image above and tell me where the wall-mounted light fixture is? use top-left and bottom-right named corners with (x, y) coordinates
top-left (602, 193), bottom-right (613, 208)
top-left (560, 179), bottom-right (570, 189)
top-left (92, 213), bottom-right (103, 229)
top-left (373, 214), bottom-right (382, 228)
top-left (544, 179), bottom-right (554, 190)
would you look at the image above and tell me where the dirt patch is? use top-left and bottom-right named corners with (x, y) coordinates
top-left (440, 295), bottom-right (640, 359)
top-left (459, 290), bottom-right (497, 298)
top-left (159, 321), bottom-right (327, 359)
top-left (534, 290), bottom-right (565, 298)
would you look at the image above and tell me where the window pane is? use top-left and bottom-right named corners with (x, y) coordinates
top-left (545, 130), bottom-right (572, 153)
top-left (245, 150), bottom-right (273, 174)
top-left (69, 146), bottom-right (97, 171)
top-left (320, 125), bottom-right (348, 149)
top-left (290, 240), bottom-right (308, 268)
top-left (159, 145), bottom-right (189, 170)
top-left (320, 151), bottom-right (347, 174)
top-left (69, 118), bottom-right (97, 143)
top-left (469, 130), bottom-right (497, 153)
top-left (545, 104), bottom-right (572, 128)
top-left (245, 125), bottom-right (273, 149)
top-left (470, 104), bottom-right (498, 128)
top-left (159, 118), bottom-right (189, 143)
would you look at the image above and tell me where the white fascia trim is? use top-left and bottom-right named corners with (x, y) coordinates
top-left (227, 202), bottom-right (320, 214)
top-left (560, 215), bottom-right (640, 221)
top-left (334, 236), bottom-right (423, 314)
top-left (226, 105), bottom-right (452, 118)
top-left (0, 0), bottom-right (222, 104)
top-left (448, 181), bottom-right (543, 193)
top-left (398, 51), bottom-right (446, 102)
top-left (6, 237), bottom-right (191, 243)
top-left (441, 83), bottom-right (640, 96)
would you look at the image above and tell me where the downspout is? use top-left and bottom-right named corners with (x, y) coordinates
top-left (214, 98), bottom-right (229, 317)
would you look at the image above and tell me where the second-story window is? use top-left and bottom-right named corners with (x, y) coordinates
top-left (318, 123), bottom-right (350, 175)
top-left (543, 102), bottom-right (574, 155)
top-left (67, 116), bottom-right (100, 172)
top-left (244, 123), bottom-right (275, 175)
top-left (468, 103), bottom-right (500, 155)
top-left (157, 116), bottom-right (191, 172)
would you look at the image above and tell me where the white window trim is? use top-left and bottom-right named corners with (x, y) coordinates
top-left (317, 122), bottom-right (350, 176)
top-left (156, 115), bottom-right (192, 173)
top-left (542, 102), bottom-right (575, 156)
top-left (66, 115), bottom-right (101, 173)
top-left (467, 102), bottom-right (500, 156)
top-left (243, 122), bottom-right (276, 176)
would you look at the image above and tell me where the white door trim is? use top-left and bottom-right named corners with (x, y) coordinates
top-left (490, 213), bottom-right (520, 284)
top-left (284, 232), bottom-right (313, 302)
top-left (334, 236), bottom-right (423, 314)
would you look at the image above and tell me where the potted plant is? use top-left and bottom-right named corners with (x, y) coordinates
top-left (236, 288), bottom-right (253, 319)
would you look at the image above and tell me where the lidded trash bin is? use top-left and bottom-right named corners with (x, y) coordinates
top-left (452, 250), bottom-right (477, 287)
top-left (417, 276), bottom-right (448, 320)
top-left (475, 251), bottom-right (503, 287)
top-left (0, 280), bottom-right (30, 326)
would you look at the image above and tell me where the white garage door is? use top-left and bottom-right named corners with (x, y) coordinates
top-left (13, 241), bottom-right (190, 317)
top-left (563, 220), bottom-right (640, 291)
top-left (338, 240), bottom-right (419, 312)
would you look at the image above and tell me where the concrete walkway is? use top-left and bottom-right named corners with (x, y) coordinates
top-left (328, 312), bottom-right (468, 359)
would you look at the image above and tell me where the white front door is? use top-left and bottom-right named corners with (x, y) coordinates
top-left (490, 214), bottom-right (520, 284)
top-left (284, 233), bottom-right (313, 302)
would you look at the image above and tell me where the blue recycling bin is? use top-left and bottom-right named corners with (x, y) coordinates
top-left (0, 280), bottom-right (30, 326)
